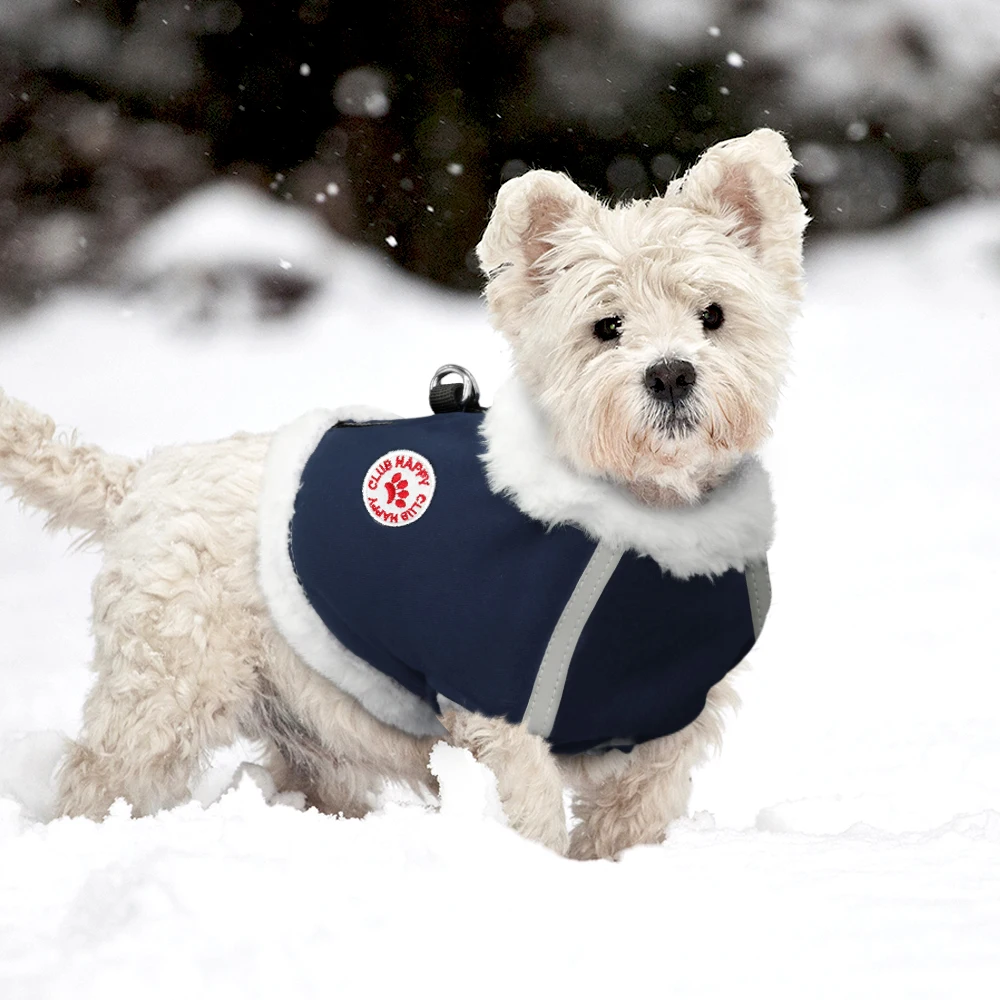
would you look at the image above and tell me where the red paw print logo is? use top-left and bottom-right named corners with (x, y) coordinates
top-left (384, 472), bottom-right (409, 508)
top-left (362, 449), bottom-right (436, 527)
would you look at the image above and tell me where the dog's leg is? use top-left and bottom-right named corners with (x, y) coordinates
top-left (258, 741), bottom-right (377, 818)
top-left (441, 710), bottom-right (568, 855)
top-left (254, 633), bottom-right (442, 808)
top-left (565, 731), bottom-right (702, 861)
top-left (58, 673), bottom-right (242, 821)
top-left (57, 593), bottom-right (256, 820)
top-left (564, 682), bottom-right (735, 860)
top-left (250, 678), bottom-right (381, 819)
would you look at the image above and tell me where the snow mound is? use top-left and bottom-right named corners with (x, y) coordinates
top-left (127, 182), bottom-right (338, 276)
top-left (122, 182), bottom-right (349, 323)
top-left (0, 732), bottom-right (65, 823)
top-left (429, 742), bottom-right (507, 824)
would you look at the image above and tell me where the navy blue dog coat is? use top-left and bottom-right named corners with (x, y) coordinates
top-left (285, 410), bottom-right (770, 755)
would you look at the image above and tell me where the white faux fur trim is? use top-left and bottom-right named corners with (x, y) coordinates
top-left (256, 406), bottom-right (446, 738)
top-left (480, 378), bottom-right (774, 578)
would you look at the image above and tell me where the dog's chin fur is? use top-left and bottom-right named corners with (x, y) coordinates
top-left (481, 377), bottom-right (774, 579)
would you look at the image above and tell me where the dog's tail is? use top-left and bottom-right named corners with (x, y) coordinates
top-left (0, 389), bottom-right (138, 540)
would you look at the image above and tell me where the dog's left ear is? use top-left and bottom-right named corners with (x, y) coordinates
top-left (678, 129), bottom-right (808, 292)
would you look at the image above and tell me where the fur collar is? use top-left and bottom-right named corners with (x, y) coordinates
top-left (479, 377), bottom-right (774, 578)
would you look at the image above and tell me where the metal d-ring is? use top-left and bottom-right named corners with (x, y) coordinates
top-left (429, 364), bottom-right (480, 409)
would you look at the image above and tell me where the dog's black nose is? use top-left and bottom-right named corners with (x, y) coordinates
top-left (644, 359), bottom-right (697, 403)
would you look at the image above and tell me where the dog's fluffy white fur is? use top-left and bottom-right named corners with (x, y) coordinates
top-left (0, 129), bottom-right (806, 859)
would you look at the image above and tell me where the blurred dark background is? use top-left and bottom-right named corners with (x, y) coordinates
top-left (2, 0), bottom-right (999, 306)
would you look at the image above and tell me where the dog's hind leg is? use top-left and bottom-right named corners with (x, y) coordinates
top-left (57, 589), bottom-right (257, 820)
top-left (441, 709), bottom-right (569, 855)
top-left (58, 666), bottom-right (250, 821)
top-left (259, 741), bottom-right (379, 818)
top-left (58, 690), bottom-right (235, 821)
top-left (58, 703), bottom-right (206, 821)
top-left (252, 631), bottom-right (442, 806)
top-left (248, 678), bottom-right (380, 819)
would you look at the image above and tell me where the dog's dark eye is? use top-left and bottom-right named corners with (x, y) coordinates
top-left (593, 315), bottom-right (623, 342)
top-left (700, 303), bottom-right (724, 331)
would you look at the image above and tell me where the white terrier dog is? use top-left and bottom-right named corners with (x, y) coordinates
top-left (0, 129), bottom-right (805, 859)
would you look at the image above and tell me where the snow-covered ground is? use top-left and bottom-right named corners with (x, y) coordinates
top-left (1, 186), bottom-right (998, 998)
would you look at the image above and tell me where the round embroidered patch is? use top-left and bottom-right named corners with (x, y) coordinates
top-left (361, 449), bottom-right (436, 527)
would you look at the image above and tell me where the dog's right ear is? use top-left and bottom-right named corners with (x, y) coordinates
top-left (476, 170), bottom-right (590, 280)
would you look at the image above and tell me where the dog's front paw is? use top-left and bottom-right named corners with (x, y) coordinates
top-left (569, 816), bottom-right (668, 861)
top-left (568, 825), bottom-right (607, 862)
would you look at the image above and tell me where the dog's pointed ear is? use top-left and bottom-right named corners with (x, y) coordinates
top-left (678, 129), bottom-right (808, 290)
top-left (477, 170), bottom-right (591, 279)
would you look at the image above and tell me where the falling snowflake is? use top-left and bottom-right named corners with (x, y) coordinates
top-left (334, 67), bottom-right (391, 119)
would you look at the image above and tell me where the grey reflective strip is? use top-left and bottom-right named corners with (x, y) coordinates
top-left (745, 557), bottom-right (772, 638)
top-left (522, 542), bottom-right (622, 739)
